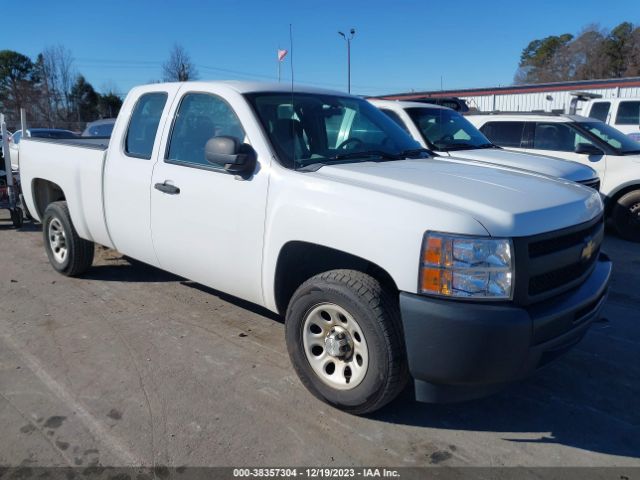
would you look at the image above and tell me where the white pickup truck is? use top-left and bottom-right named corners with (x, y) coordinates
top-left (20, 81), bottom-right (611, 414)
top-left (369, 99), bottom-right (600, 190)
top-left (581, 97), bottom-right (640, 142)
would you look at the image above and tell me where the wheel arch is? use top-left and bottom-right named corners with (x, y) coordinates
top-left (605, 183), bottom-right (640, 215)
top-left (273, 241), bottom-right (399, 316)
top-left (31, 178), bottom-right (66, 221)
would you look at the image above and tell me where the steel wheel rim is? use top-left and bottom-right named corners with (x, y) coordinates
top-left (302, 303), bottom-right (369, 390)
top-left (48, 218), bottom-right (68, 264)
top-left (629, 202), bottom-right (640, 227)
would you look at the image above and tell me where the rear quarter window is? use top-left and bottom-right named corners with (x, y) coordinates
top-left (588, 102), bottom-right (610, 122)
top-left (479, 121), bottom-right (525, 148)
top-left (125, 92), bottom-right (168, 159)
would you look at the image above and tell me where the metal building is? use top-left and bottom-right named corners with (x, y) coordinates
top-left (375, 77), bottom-right (640, 113)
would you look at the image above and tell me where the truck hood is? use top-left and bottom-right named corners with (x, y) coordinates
top-left (440, 148), bottom-right (597, 183)
top-left (315, 158), bottom-right (602, 237)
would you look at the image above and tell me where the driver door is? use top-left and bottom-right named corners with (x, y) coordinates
top-left (150, 91), bottom-right (269, 305)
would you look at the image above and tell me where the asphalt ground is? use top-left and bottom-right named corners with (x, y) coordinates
top-left (0, 212), bottom-right (638, 469)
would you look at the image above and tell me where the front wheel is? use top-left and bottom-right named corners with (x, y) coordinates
top-left (285, 270), bottom-right (408, 415)
top-left (612, 190), bottom-right (640, 242)
top-left (42, 201), bottom-right (95, 276)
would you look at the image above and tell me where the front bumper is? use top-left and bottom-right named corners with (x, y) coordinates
top-left (399, 253), bottom-right (612, 403)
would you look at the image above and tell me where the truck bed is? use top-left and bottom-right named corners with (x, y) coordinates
top-left (19, 137), bottom-right (114, 249)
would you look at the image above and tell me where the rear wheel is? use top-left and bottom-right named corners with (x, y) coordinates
top-left (285, 269), bottom-right (408, 415)
top-left (43, 201), bottom-right (94, 276)
top-left (612, 190), bottom-right (640, 242)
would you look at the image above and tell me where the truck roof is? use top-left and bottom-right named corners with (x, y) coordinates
top-left (136, 80), bottom-right (347, 97)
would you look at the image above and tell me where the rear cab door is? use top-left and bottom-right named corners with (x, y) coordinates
top-left (103, 84), bottom-right (182, 266)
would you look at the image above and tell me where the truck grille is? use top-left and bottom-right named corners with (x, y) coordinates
top-left (577, 178), bottom-right (600, 191)
top-left (512, 215), bottom-right (604, 305)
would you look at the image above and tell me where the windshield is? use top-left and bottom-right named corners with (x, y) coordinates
top-left (406, 107), bottom-right (493, 151)
top-left (576, 121), bottom-right (640, 155)
top-left (245, 92), bottom-right (423, 170)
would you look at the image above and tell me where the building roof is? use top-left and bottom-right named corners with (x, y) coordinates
top-left (375, 77), bottom-right (640, 100)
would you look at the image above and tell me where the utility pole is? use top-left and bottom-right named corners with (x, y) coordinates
top-left (338, 28), bottom-right (356, 93)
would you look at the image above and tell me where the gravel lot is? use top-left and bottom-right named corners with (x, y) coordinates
top-left (0, 211), bottom-right (638, 468)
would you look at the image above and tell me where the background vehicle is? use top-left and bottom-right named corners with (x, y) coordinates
top-left (370, 100), bottom-right (600, 189)
top-left (581, 97), bottom-right (640, 142)
top-left (402, 97), bottom-right (469, 112)
top-left (19, 81), bottom-right (610, 414)
top-left (468, 113), bottom-right (640, 241)
top-left (9, 128), bottom-right (79, 169)
top-left (82, 118), bottom-right (116, 137)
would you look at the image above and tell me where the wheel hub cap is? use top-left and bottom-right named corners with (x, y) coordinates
top-left (324, 326), bottom-right (352, 358)
top-left (302, 303), bottom-right (369, 390)
top-left (48, 218), bottom-right (68, 263)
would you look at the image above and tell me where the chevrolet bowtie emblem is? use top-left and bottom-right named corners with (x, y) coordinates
top-left (581, 238), bottom-right (596, 262)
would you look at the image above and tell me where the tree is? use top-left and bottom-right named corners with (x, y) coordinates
top-left (515, 34), bottom-right (573, 83)
top-left (70, 75), bottom-right (99, 122)
top-left (603, 22), bottom-right (635, 77)
top-left (162, 44), bottom-right (198, 82)
top-left (98, 92), bottom-right (123, 118)
top-left (0, 50), bottom-right (37, 121)
top-left (514, 22), bottom-right (640, 84)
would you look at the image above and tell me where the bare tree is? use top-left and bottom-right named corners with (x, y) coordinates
top-left (162, 44), bottom-right (198, 82)
top-left (39, 45), bottom-right (76, 120)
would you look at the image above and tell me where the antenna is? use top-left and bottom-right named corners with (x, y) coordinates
top-left (289, 24), bottom-right (294, 88)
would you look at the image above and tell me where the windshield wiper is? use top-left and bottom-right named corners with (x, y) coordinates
top-left (437, 143), bottom-right (477, 151)
top-left (330, 150), bottom-right (400, 161)
top-left (398, 148), bottom-right (432, 158)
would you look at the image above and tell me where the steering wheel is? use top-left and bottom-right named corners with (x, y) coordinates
top-left (435, 134), bottom-right (454, 144)
top-left (336, 137), bottom-right (365, 151)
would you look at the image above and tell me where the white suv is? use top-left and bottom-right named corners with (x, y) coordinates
top-left (369, 99), bottom-right (600, 190)
top-left (467, 113), bottom-right (640, 241)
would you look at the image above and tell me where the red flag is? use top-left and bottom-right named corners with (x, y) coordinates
top-left (277, 49), bottom-right (288, 62)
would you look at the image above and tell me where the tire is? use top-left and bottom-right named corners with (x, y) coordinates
top-left (285, 269), bottom-right (408, 415)
top-left (612, 190), bottom-right (640, 242)
top-left (42, 201), bottom-right (94, 276)
top-left (10, 207), bottom-right (23, 228)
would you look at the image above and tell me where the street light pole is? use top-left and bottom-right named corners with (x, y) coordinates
top-left (338, 28), bottom-right (356, 93)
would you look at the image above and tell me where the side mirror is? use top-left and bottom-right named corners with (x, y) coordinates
top-left (205, 136), bottom-right (256, 176)
top-left (575, 143), bottom-right (603, 156)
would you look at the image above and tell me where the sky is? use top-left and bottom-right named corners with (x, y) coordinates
top-left (2, 0), bottom-right (639, 97)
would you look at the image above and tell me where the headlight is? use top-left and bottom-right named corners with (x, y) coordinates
top-left (420, 232), bottom-right (514, 300)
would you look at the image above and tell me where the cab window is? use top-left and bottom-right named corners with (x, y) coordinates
top-left (125, 92), bottom-right (167, 159)
top-left (167, 93), bottom-right (245, 168)
top-left (588, 102), bottom-right (610, 122)
top-left (615, 101), bottom-right (640, 125)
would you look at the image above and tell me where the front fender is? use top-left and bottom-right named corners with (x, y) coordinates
top-left (260, 167), bottom-right (487, 311)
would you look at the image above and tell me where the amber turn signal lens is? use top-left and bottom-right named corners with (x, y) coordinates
top-left (423, 236), bottom-right (442, 265)
top-left (420, 268), bottom-right (452, 295)
top-left (421, 267), bottom-right (440, 294)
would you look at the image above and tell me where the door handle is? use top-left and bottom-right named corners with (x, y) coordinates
top-left (154, 182), bottom-right (180, 195)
